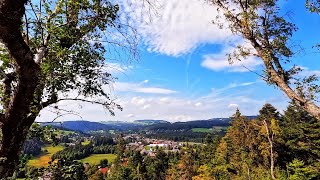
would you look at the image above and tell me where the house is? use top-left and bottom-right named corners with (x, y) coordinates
top-left (99, 167), bottom-right (109, 175)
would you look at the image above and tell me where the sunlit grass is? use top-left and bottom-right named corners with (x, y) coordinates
top-left (192, 126), bottom-right (227, 133)
top-left (192, 128), bottom-right (212, 133)
top-left (80, 154), bottom-right (116, 165)
top-left (81, 139), bottom-right (91, 145)
top-left (27, 145), bottom-right (64, 167)
top-left (52, 129), bottom-right (75, 136)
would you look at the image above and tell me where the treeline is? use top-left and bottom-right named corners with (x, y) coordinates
top-left (23, 138), bottom-right (43, 156)
top-left (144, 130), bottom-right (224, 143)
top-left (22, 124), bottom-right (59, 157)
top-left (109, 149), bottom-right (180, 180)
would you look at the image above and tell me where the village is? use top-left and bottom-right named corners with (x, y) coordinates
top-left (123, 134), bottom-right (182, 157)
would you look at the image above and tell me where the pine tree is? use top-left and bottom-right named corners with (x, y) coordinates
top-left (278, 103), bottom-right (320, 178)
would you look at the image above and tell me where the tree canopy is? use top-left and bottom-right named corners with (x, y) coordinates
top-left (209, 0), bottom-right (320, 119)
top-left (0, 0), bottom-right (136, 177)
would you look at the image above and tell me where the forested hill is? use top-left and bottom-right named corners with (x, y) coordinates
top-left (47, 121), bottom-right (144, 132)
top-left (45, 116), bottom-right (256, 133)
top-left (144, 118), bottom-right (231, 130)
top-left (133, 119), bottom-right (170, 125)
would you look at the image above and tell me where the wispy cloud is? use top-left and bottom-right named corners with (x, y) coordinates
top-left (114, 81), bottom-right (177, 95)
top-left (201, 55), bottom-right (262, 72)
top-left (298, 66), bottom-right (320, 77)
top-left (201, 41), bottom-right (262, 72)
top-left (36, 81), bottom-right (287, 122)
top-left (228, 103), bottom-right (239, 109)
top-left (209, 81), bottom-right (257, 96)
top-left (119, 0), bottom-right (234, 56)
top-left (103, 62), bottom-right (133, 74)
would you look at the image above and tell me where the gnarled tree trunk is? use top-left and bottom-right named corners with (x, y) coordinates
top-left (0, 0), bottom-right (40, 178)
top-left (0, 117), bottom-right (35, 177)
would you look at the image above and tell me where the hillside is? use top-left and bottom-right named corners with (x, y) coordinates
top-left (46, 116), bottom-right (258, 133)
top-left (144, 118), bottom-right (231, 131)
top-left (51, 121), bottom-right (136, 133)
top-left (133, 119), bottom-right (170, 125)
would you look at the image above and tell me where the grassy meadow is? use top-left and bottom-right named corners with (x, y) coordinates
top-left (81, 139), bottom-right (91, 145)
top-left (80, 154), bottom-right (116, 165)
top-left (27, 145), bottom-right (64, 167)
top-left (192, 126), bottom-right (228, 133)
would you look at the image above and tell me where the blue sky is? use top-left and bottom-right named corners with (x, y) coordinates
top-left (38, 0), bottom-right (320, 122)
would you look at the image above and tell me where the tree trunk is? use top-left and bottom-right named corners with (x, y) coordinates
top-left (0, 118), bottom-right (35, 177)
top-left (252, 41), bottom-right (320, 120)
top-left (0, 0), bottom-right (41, 178)
top-left (268, 69), bottom-right (320, 120)
top-left (262, 119), bottom-right (276, 180)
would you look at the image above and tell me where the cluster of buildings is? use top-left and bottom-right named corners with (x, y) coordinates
top-left (124, 134), bottom-right (181, 157)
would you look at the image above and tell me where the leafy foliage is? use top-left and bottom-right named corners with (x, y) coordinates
top-left (0, 0), bottom-right (138, 175)
top-left (209, 0), bottom-right (320, 119)
top-left (306, 0), bottom-right (320, 14)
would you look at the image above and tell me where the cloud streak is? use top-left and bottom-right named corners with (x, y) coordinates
top-left (114, 81), bottom-right (177, 95)
top-left (103, 62), bottom-right (133, 74)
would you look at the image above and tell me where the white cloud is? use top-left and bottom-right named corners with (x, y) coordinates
top-left (298, 67), bottom-right (320, 77)
top-left (114, 81), bottom-right (177, 95)
top-left (228, 103), bottom-right (238, 109)
top-left (174, 115), bottom-right (192, 121)
top-left (36, 83), bottom-right (287, 122)
top-left (119, 0), bottom-right (233, 56)
top-left (103, 62), bottom-right (132, 74)
top-left (160, 97), bottom-right (171, 104)
top-left (131, 97), bottom-right (146, 105)
top-left (135, 87), bottom-right (176, 94)
top-left (201, 42), bottom-right (262, 72)
top-left (142, 104), bottom-right (151, 110)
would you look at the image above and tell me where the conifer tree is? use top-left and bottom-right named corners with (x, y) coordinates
top-left (278, 103), bottom-right (320, 178)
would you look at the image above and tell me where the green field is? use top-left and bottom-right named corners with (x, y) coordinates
top-left (80, 154), bottom-right (116, 165)
top-left (192, 128), bottom-right (212, 133)
top-left (145, 146), bottom-right (151, 150)
top-left (27, 145), bottom-right (64, 167)
top-left (180, 142), bottom-right (202, 145)
top-left (211, 126), bottom-right (228, 132)
top-left (53, 129), bottom-right (75, 136)
top-left (192, 126), bottom-right (228, 133)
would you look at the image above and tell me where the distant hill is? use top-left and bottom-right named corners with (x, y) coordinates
top-left (47, 121), bottom-right (143, 133)
top-left (144, 118), bottom-right (231, 131)
top-left (44, 116), bottom-right (257, 133)
top-left (50, 120), bottom-right (171, 133)
top-left (99, 121), bottom-right (144, 130)
top-left (143, 116), bottom-right (258, 131)
top-left (133, 120), bottom-right (170, 125)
